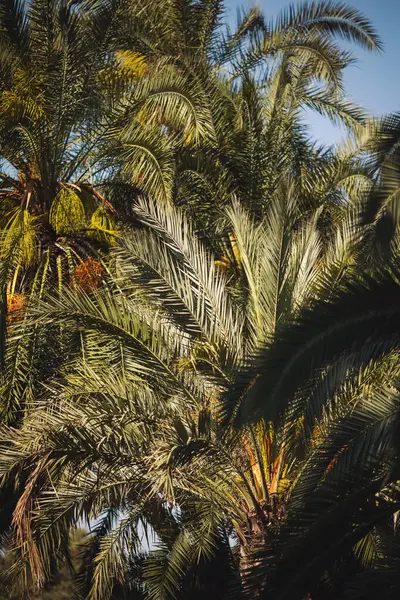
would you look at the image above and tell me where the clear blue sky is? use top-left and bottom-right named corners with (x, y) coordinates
top-left (229, 0), bottom-right (400, 145)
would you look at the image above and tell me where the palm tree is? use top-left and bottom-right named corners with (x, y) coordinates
top-left (0, 0), bottom-right (127, 423)
top-left (0, 191), bottom-right (390, 599)
top-left (103, 0), bottom-right (381, 230)
top-left (0, 0), bottom-right (120, 313)
top-left (0, 0), bottom-right (126, 553)
top-left (229, 263), bottom-right (400, 598)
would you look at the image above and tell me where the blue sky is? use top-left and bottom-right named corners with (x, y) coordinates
top-left (229, 0), bottom-right (400, 145)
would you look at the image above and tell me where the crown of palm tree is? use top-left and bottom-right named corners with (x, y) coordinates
top-left (1, 188), bottom-right (399, 599)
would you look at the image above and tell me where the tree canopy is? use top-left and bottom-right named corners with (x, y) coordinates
top-left (0, 1), bottom-right (399, 600)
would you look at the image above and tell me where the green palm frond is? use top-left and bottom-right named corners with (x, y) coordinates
top-left (233, 268), bottom-right (400, 428)
top-left (276, 0), bottom-right (382, 52)
top-left (118, 127), bottom-right (175, 203)
top-left (116, 197), bottom-right (241, 355)
top-left (244, 384), bottom-right (400, 600)
top-left (302, 89), bottom-right (367, 129)
top-left (90, 512), bottom-right (142, 600)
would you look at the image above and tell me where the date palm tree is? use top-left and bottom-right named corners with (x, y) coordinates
top-left (0, 191), bottom-right (394, 599)
top-left (0, 0), bottom-right (127, 423)
top-left (229, 263), bottom-right (400, 599)
top-left (103, 0), bottom-right (381, 228)
top-left (0, 0), bottom-right (125, 545)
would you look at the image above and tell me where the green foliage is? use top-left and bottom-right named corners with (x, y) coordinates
top-left (0, 2), bottom-right (398, 600)
top-left (0, 192), bottom-right (397, 599)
